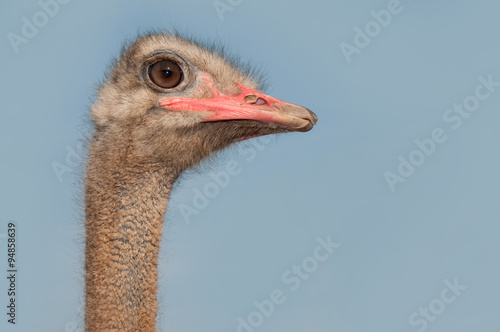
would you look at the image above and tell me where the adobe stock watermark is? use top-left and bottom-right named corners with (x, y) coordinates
top-left (384, 74), bottom-right (500, 192)
top-left (7, 0), bottom-right (71, 54)
top-left (177, 136), bottom-right (272, 224)
top-left (236, 235), bottom-right (340, 332)
top-left (403, 277), bottom-right (467, 332)
top-left (64, 320), bottom-right (82, 332)
top-left (52, 142), bottom-right (86, 183)
top-left (213, 0), bottom-right (244, 21)
top-left (62, 284), bottom-right (84, 331)
top-left (64, 307), bottom-right (83, 332)
top-left (340, 0), bottom-right (423, 64)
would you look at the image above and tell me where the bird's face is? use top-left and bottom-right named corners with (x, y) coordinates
top-left (92, 34), bottom-right (317, 169)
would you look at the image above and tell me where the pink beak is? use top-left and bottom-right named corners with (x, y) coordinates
top-left (159, 77), bottom-right (317, 132)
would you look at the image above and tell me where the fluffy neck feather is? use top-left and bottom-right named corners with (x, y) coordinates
top-left (84, 128), bottom-right (179, 331)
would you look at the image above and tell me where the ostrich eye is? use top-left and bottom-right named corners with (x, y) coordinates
top-left (149, 60), bottom-right (183, 89)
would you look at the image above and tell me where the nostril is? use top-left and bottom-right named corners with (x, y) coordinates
top-left (255, 98), bottom-right (267, 105)
top-left (245, 94), bottom-right (267, 105)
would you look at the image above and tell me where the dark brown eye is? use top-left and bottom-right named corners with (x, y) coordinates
top-left (148, 60), bottom-right (183, 89)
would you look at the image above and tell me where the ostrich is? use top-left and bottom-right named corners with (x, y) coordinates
top-left (84, 32), bottom-right (317, 331)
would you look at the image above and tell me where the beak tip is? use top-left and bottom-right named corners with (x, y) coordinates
top-left (307, 109), bottom-right (318, 125)
top-left (301, 108), bottom-right (318, 129)
top-left (300, 121), bottom-right (315, 132)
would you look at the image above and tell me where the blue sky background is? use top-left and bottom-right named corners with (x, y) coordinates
top-left (1, 0), bottom-right (500, 331)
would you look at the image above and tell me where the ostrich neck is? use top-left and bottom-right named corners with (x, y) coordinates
top-left (84, 137), bottom-right (178, 332)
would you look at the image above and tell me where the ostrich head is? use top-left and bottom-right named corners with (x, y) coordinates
top-left (91, 32), bottom-right (317, 173)
top-left (85, 32), bottom-right (318, 331)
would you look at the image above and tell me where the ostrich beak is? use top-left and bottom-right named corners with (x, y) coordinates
top-left (159, 79), bottom-right (317, 132)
